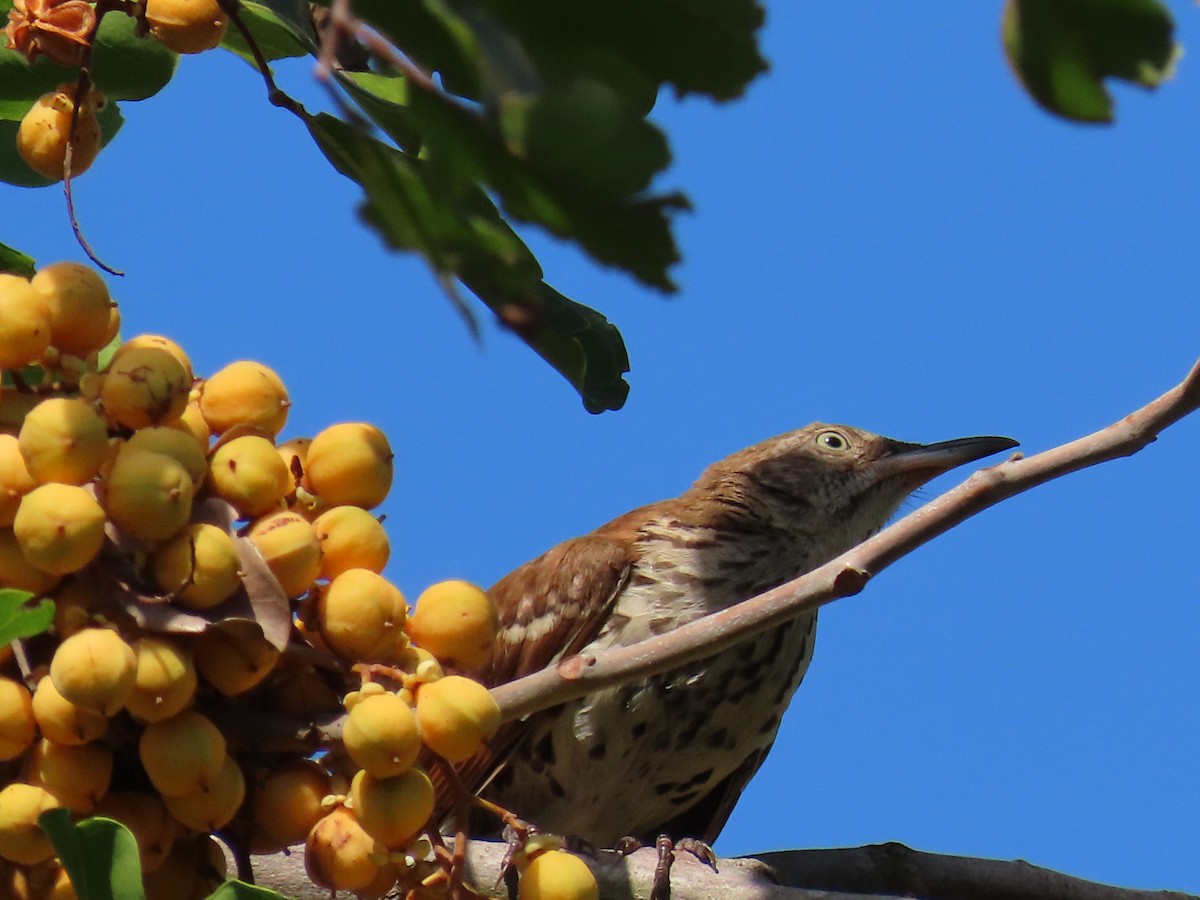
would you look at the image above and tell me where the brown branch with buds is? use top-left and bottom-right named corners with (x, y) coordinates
top-left (490, 357), bottom-right (1200, 723)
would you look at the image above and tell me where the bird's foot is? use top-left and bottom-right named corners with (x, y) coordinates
top-left (615, 834), bottom-right (718, 900)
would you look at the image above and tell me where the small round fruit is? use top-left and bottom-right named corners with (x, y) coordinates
top-left (305, 806), bottom-right (380, 892)
top-left (13, 483), bottom-right (106, 575)
top-left (0, 274), bottom-right (51, 368)
top-left (103, 448), bottom-right (194, 541)
top-left (198, 360), bottom-right (289, 436)
top-left (112, 334), bottom-right (192, 377)
top-left (313, 505), bottom-right (389, 579)
top-left (18, 396), bottom-right (109, 485)
top-left (96, 792), bottom-right (178, 873)
top-left (16, 85), bottom-right (103, 181)
top-left (25, 737), bottom-right (113, 813)
top-left (31, 675), bottom-right (106, 745)
top-left (350, 767), bottom-right (434, 849)
top-left (52, 576), bottom-right (96, 637)
top-left (193, 621), bottom-right (280, 696)
top-left (163, 754), bottom-right (246, 831)
top-left (519, 850), bottom-right (599, 900)
top-left (302, 422), bottom-right (393, 509)
top-left (406, 579), bottom-right (498, 673)
top-left (145, 0), bottom-right (227, 53)
top-left (0, 433), bottom-right (37, 527)
top-left (50, 626), bottom-right (137, 715)
top-left (125, 637), bottom-right (197, 722)
top-left (247, 510), bottom-right (321, 597)
top-left (100, 344), bottom-right (191, 429)
top-left (415, 675), bottom-right (500, 763)
top-left (31, 261), bottom-right (113, 356)
top-left (208, 434), bottom-right (291, 517)
top-left (315, 568), bottom-right (406, 662)
top-left (342, 691), bottom-right (420, 778)
top-left (0, 528), bottom-right (61, 593)
top-left (0, 676), bottom-right (35, 761)
top-left (125, 426), bottom-right (207, 488)
top-left (276, 436), bottom-right (309, 481)
top-left (139, 709), bottom-right (226, 796)
top-left (150, 523), bottom-right (241, 609)
top-left (175, 399), bottom-right (210, 447)
top-left (251, 761), bottom-right (330, 848)
top-left (0, 783), bottom-right (60, 864)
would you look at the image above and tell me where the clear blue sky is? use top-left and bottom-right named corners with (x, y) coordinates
top-left (5, 3), bottom-right (1199, 894)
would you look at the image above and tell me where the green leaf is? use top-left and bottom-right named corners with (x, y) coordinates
top-left (336, 70), bottom-right (422, 152)
top-left (459, 273), bottom-right (630, 413)
top-left (472, 0), bottom-right (767, 102)
top-left (306, 114), bottom-right (629, 411)
top-left (0, 8), bottom-right (177, 120)
top-left (1002, 0), bottom-right (1177, 123)
top-left (0, 100), bottom-right (125, 187)
top-left (91, 11), bottom-right (179, 101)
top-left (408, 85), bottom-right (688, 291)
top-left (40, 811), bottom-right (147, 900)
top-left (0, 242), bottom-right (37, 276)
top-left (220, 0), bottom-right (311, 66)
top-left (0, 588), bottom-right (55, 644)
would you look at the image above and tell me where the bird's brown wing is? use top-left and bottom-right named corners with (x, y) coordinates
top-left (438, 508), bottom-right (650, 826)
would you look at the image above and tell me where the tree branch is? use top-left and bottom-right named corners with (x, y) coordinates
top-left (490, 357), bottom-right (1200, 723)
top-left (249, 840), bottom-right (1200, 900)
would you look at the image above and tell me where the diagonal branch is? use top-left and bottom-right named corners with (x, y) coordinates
top-left (490, 357), bottom-right (1200, 723)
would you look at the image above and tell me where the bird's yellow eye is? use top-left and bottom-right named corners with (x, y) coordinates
top-left (815, 430), bottom-right (850, 452)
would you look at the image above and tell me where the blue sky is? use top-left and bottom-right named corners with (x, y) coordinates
top-left (5, 2), bottom-right (1199, 894)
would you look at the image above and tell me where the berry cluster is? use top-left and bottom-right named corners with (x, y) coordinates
top-left (0, 262), bottom-right (601, 899)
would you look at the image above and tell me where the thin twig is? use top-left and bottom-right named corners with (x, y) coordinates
top-left (490, 357), bottom-right (1200, 723)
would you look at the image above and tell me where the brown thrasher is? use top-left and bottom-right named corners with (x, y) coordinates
top-left (476, 423), bottom-right (1017, 848)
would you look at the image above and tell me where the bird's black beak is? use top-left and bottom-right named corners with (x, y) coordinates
top-left (876, 434), bottom-right (1019, 479)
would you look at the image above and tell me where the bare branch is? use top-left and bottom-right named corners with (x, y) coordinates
top-left (490, 357), bottom-right (1200, 723)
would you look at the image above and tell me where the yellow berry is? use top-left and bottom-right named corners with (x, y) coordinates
top-left (349, 767), bottom-right (434, 849)
top-left (125, 425), bottom-right (207, 488)
top-left (305, 806), bottom-right (380, 892)
top-left (25, 736), bottom-right (113, 813)
top-left (192, 621), bottom-right (280, 696)
top-left (251, 761), bottom-right (330, 848)
top-left (198, 360), bottom-right (289, 436)
top-left (103, 448), bottom-right (194, 541)
top-left (302, 422), bottom-right (393, 509)
top-left (112, 334), bottom-right (192, 378)
top-left (0, 273), bottom-right (51, 369)
top-left (51, 576), bottom-right (96, 638)
top-left (16, 85), bottom-right (103, 182)
top-left (415, 675), bottom-right (500, 763)
top-left (100, 344), bottom-right (191, 429)
top-left (150, 523), bottom-right (241, 609)
top-left (145, 0), bottom-right (228, 53)
top-left (50, 626), bottom-right (137, 715)
top-left (162, 754), bottom-right (246, 831)
top-left (124, 636), bottom-right (198, 722)
top-left (0, 434), bottom-right (37, 527)
top-left (312, 505), bottom-right (390, 579)
top-left (13, 483), bottom-right (106, 575)
top-left (342, 691), bottom-right (420, 778)
top-left (31, 675), bottom-right (106, 745)
top-left (0, 528), bottom-right (61, 593)
top-left (246, 510), bottom-right (321, 597)
top-left (519, 850), bottom-right (599, 900)
top-left (138, 709), bottom-right (226, 797)
top-left (174, 399), bottom-right (210, 447)
top-left (30, 262), bottom-right (113, 357)
top-left (18, 396), bottom-right (109, 485)
top-left (316, 568), bottom-right (406, 662)
top-left (276, 436), bottom-right (309, 479)
top-left (407, 579), bottom-right (498, 673)
top-left (208, 434), bottom-right (291, 517)
top-left (0, 676), bottom-right (36, 761)
top-left (0, 783), bottom-right (60, 864)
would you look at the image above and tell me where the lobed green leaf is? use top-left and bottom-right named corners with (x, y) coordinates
top-left (1002, 0), bottom-right (1177, 123)
top-left (0, 588), bottom-right (55, 645)
top-left (0, 241), bottom-right (37, 276)
top-left (39, 811), bottom-right (147, 900)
